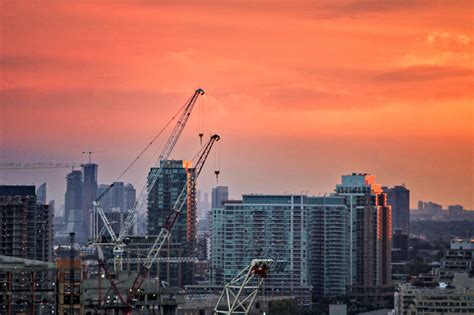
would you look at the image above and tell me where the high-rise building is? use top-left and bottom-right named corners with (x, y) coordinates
top-left (110, 181), bottom-right (125, 211)
top-left (0, 185), bottom-right (53, 262)
top-left (385, 185), bottom-right (410, 235)
top-left (308, 196), bottom-right (350, 299)
top-left (335, 173), bottom-right (393, 307)
top-left (36, 182), bottom-right (47, 205)
top-left (124, 183), bottom-right (136, 212)
top-left (63, 170), bottom-right (85, 242)
top-left (82, 163), bottom-right (98, 239)
top-left (147, 160), bottom-right (197, 287)
top-left (211, 195), bottom-right (312, 305)
top-left (211, 186), bottom-right (229, 209)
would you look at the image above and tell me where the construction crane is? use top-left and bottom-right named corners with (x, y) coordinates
top-left (0, 162), bottom-right (81, 169)
top-left (99, 134), bottom-right (219, 313)
top-left (93, 88), bottom-right (205, 271)
top-left (215, 259), bottom-right (273, 315)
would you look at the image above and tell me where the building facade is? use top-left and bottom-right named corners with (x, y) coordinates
top-left (335, 174), bottom-right (393, 307)
top-left (211, 186), bottom-right (229, 209)
top-left (385, 185), bottom-right (410, 235)
top-left (147, 160), bottom-right (197, 287)
top-left (82, 163), bottom-right (98, 239)
top-left (211, 195), bottom-right (312, 305)
top-left (0, 185), bottom-right (53, 262)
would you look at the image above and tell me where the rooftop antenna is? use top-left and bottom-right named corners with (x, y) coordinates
top-left (82, 150), bottom-right (103, 163)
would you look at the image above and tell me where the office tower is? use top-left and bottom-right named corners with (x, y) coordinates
top-left (211, 195), bottom-right (312, 305)
top-left (124, 183), bottom-right (136, 212)
top-left (36, 182), bottom-right (47, 205)
top-left (147, 160), bottom-right (197, 287)
top-left (110, 181), bottom-right (125, 211)
top-left (97, 184), bottom-right (112, 211)
top-left (385, 185), bottom-right (410, 235)
top-left (0, 186), bottom-right (53, 262)
top-left (65, 170), bottom-right (82, 222)
top-left (308, 196), bottom-right (350, 299)
top-left (418, 200), bottom-right (442, 218)
top-left (212, 186), bottom-right (229, 209)
top-left (335, 173), bottom-right (393, 307)
top-left (82, 163), bottom-right (98, 239)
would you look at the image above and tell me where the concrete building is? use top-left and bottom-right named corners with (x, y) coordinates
top-left (392, 229), bottom-right (409, 262)
top-left (82, 163), bottom-right (98, 240)
top-left (437, 238), bottom-right (474, 281)
top-left (335, 174), bottom-right (393, 308)
top-left (395, 273), bottom-right (474, 315)
top-left (147, 160), bottom-right (197, 287)
top-left (56, 258), bottom-right (83, 315)
top-left (211, 195), bottom-right (312, 305)
top-left (308, 196), bottom-right (350, 299)
top-left (0, 185), bottom-right (53, 262)
top-left (211, 185), bottom-right (229, 209)
top-left (0, 255), bottom-right (56, 315)
top-left (385, 185), bottom-right (409, 235)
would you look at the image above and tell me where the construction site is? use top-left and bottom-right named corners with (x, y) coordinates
top-left (0, 89), bottom-right (277, 315)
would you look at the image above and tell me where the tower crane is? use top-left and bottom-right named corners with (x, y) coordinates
top-left (215, 259), bottom-right (273, 315)
top-left (0, 162), bottom-right (81, 169)
top-left (97, 134), bottom-right (220, 313)
top-left (92, 88), bottom-right (205, 271)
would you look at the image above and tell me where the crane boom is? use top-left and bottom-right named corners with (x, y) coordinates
top-left (0, 162), bottom-right (81, 169)
top-left (117, 88), bottom-right (204, 242)
top-left (92, 89), bottom-right (204, 247)
top-left (127, 134), bottom-right (220, 302)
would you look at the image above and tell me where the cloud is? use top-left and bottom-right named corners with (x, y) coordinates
top-left (375, 65), bottom-right (473, 82)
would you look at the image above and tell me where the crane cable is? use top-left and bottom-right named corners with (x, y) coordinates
top-left (97, 96), bottom-right (192, 203)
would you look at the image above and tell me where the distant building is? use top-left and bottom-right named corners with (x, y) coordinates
top-left (111, 181), bottom-right (125, 212)
top-left (395, 273), bottom-right (474, 314)
top-left (36, 182), bottom-right (47, 205)
top-left (64, 170), bottom-right (85, 242)
top-left (335, 173), bottom-right (393, 308)
top-left (212, 186), bottom-right (229, 209)
top-left (0, 185), bottom-right (53, 262)
top-left (82, 163), bottom-right (98, 239)
top-left (147, 160), bottom-right (197, 287)
top-left (448, 204), bottom-right (464, 218)
top-left (392, 229), bottom-right (409, 262)
top-left (124, 183), bottom-right (136, 212)
top-left (438, 238), bottom-right (474, 281)
top-left (418, 200), bottom-right (442, 218)
top-left (385, 185), bottom-right (410, 235)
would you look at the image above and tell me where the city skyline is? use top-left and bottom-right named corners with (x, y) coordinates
top-left (1, 1), bottom-right (473, 209)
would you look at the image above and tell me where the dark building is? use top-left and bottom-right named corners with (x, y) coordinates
top-left (448, 204), bottom-right (464, 219)
top-left (82, 163), bottom-right (98, 239)
top-left (392, 229), bottom-right (409, 262)
top-left (385, 185), bottom-right (410, 235)
top-left (147, 160), bottom-right (197, 287)
top-left (65, 170), bottom-right (82, 223)
top-left (0, 185), bottom-right (53, 262)
top-left (124, 183), bottom-right (136, 212)
top-left (110, 181), bottom-right (125, 211)
top-left (211, 186), bottom-right (229, 209)
top-left (36, 182), bottom-right (47, 205)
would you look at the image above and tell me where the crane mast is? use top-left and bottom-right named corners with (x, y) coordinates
top-left (126, 134), bottom-right (220, 302)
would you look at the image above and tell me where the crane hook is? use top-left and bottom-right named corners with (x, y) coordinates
top-left (214, 170), bottom-right (220, 185)
top-left (199, 133), bottom-right (204, 146)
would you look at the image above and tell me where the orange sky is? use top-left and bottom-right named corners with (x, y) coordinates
top-left (1, 0), bottom-right (473, 209)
